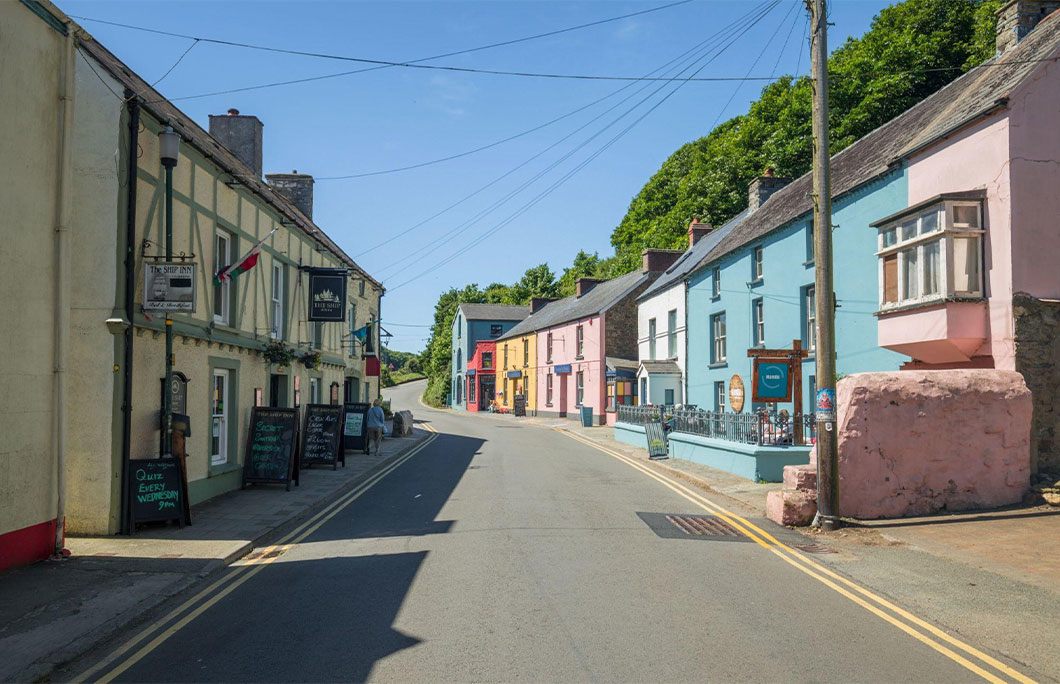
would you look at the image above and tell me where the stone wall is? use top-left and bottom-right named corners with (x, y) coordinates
top-left (1013, 292), bottom-right (1060, 474)
top-left (833, 370), bottom-right (1032, 519)
top-left (604, 287), bottom-right (644, 361)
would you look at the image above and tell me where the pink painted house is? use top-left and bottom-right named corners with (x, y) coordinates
top-left (497, 251), bottom-right (678, 426)
top-left (871, 1), bottom-right (1060, 472)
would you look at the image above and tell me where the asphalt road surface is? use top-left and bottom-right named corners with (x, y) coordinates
top-left (69, 380), bottom-right (1022, 683)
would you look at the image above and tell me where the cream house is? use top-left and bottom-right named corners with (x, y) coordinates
top-left (0, 0), bottom-right (383, 568)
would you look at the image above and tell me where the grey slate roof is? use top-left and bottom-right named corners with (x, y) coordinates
top-left (457, 303), bottom-right (529, 322)
top-left (701, 9), bottom-right (1060, 268)
top-left (637, 209), bottom-right (749, 301)
top-left (639, 360), bottom-right (681, 374)
top-left (498, 270), bottom-right (651, 340)
top-left (72, 26), bottom-right (383, 290)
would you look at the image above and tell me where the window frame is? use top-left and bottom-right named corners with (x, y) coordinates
top-left (667, 309), bottom-right (677, 358)
top-left (876, 200), bottom-right (984, 310)
top-left (546, 373), bottom-right (554, 405)
top-left (710, 312), bottom-right (727, 365)
top-left (210, 368), bottom-right (230, 466)
top-left (576, 370), bottom-right (585, 406)
top-left (711, 267), bottom-right (721, 299)
top-left (482, 351), bottom-right (493, 369)
top-left (752, 297), bottom-right (765, 347)
top-left (576, 325), bottom-right (584, 358)
top-left (714, 380), bottom-right (726, 413)
top-left (270, 263), bottom-right (284, 339)
top-left (804, 286), bottom-right (817, 353)
top-left (213, 231), bottom-right (232, 325)
top-left (647, 317), bottom-right (657, 360)
top-left (522, 338), bottom-right (529, 367)
top-left (752, 245), bottom-right (764, 282)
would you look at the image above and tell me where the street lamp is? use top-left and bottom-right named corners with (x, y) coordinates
top-left (159, 126), bottom-right (179, 457)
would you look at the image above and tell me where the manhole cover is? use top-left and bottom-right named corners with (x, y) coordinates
top-left (636, 512), bottom-right (748, 542)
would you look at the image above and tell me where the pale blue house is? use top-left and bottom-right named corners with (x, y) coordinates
top-left (450, 303), bottom-right (528, 410)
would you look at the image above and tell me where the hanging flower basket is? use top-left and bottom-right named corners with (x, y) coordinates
top-left (263, 339), bottom-right (295, 367)
top-left (301, 350), bottom-right (321, 369)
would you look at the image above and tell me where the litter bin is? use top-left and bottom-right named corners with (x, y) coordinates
top-left (580, 406), bottom-right (594, 427)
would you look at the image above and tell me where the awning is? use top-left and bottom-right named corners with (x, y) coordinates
top-left (639, 360), bottom-right (681, 375)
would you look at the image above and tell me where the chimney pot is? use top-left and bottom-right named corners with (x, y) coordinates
top-left (641, 248), bottom-right (683, 274)
top-left (209, 111), bottom-right (264, 178)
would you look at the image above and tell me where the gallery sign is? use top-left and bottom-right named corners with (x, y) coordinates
top-left (308, 268), bottom-right (347, 322)
top-left (143, 262), bottom-right (196, 311)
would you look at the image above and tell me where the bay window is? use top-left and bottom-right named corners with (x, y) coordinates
top-left (877, 199), bottom-right (983, 309)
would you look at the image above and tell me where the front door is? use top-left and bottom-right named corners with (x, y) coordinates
top-left (559, 375), bottom-right (568, 417)
top-left (480, 376), bottom-right (495, 410)
top-left (269, 373), bottom-right (288, 408)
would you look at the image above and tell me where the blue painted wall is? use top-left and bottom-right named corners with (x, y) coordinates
top-left (449, 315), bottom-right (520, 411)
top-left (686, 169), bottom-right (910, 413)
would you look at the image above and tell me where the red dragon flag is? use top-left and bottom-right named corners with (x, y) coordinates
top-left (214, 228), bottom-right (277, 284)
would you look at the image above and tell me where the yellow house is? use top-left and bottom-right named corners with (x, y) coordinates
top-left (0, 0), bottom-right (384, 566)
top-left (495, 331), bottom-right (537, 414)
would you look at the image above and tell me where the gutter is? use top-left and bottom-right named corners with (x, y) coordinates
top-left (52, 26), bottom-right (76, 557)
top-left (119, 92), bottom-right (140, 535)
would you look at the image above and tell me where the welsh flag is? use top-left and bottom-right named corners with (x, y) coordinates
top-left (215, 228), bottom-right (276, 284)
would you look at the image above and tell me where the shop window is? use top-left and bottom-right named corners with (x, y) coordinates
top-left (468, 377), bottom-right (476, 403)
top-left (211, 369), bottom-right (230, 466)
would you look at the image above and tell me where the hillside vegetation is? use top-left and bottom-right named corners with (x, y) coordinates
top-left (418, 0), bottom-right (1002, 406)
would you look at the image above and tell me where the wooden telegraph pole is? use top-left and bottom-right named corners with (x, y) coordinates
top-left (808, 0), bottom-right (840, 530)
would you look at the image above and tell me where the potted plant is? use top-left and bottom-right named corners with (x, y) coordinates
top-left (301, 350), bottom-right (321, 369)
top-left (263, 339), bottom-right (295, 368)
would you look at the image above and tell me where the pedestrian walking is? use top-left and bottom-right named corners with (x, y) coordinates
top-left (366, 398), bottom-right (386, 455)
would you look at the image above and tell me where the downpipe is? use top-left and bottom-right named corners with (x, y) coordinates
top-left (52, 26), bottom-right (77, 559)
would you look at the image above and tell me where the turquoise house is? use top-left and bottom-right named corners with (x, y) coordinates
top-left (450, 303), bottom-right (528, 410)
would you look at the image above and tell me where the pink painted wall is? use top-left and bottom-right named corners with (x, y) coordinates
top-left (1007, 56), bottom-right (1060, 299)
top-left (906, 115), bottom-right (1014, 368)
top-left (535, 314), bottom-right (608, 421)
top-left (833, 370), bottom-right (1031, 519)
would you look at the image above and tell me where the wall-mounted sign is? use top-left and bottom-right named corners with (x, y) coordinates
top-left (308, 268), bottom-right (347, 322)
top-left (506, 370), bottom-right (523, 379)
top-left (553, 364), bottom-right (572, 375)
top-left (466, 369), bottom-right (477, 376)
top-left (144, 262), bottom-right (196, 311)
top-left (729, 374), bottom-right (746, 413)
top-left (752, 358), bottom-right (792, 402)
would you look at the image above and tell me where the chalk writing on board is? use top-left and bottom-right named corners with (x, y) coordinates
top-left (344, 412), bottom-right (364, 437)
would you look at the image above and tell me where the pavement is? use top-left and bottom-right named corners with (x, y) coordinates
top-left (46, 380), bottom-right (1060, 682)
top-left (0, 409), bottom-right (430, 683)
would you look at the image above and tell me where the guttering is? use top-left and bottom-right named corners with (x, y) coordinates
top-left (52, 26), bottom-right (76, 557)
top-left (119, 92), bottom-right (140, 535)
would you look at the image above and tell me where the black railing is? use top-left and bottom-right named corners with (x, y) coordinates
top-left (619, 405), bottom-right (815, 446)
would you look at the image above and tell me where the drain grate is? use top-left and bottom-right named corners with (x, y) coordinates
top-left (637, 512), bottom-right (748, 542)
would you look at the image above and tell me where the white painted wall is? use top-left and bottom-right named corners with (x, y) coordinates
top-left (636, 284), bottom-right (686, 404)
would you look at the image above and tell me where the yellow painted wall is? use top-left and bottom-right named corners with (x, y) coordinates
top-left (496, 333), bottom-right (536, 413)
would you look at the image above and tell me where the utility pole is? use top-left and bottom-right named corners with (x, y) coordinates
top-left (807, 0), bottom-right (840, 531)
top-left (159, 127), bottom-right (180, 457)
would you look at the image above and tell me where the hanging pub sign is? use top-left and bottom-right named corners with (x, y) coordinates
top-left (308, 268), bottom-right (347, 322)
top-left (752, 358), bottom-right (793, 402)
top-left (143, 262), bottom-right (196, 311)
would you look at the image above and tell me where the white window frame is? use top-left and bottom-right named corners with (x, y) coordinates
top-left (546, 373), bottom-right (554, 405)
top-left (714, 380), bottom-right (726, 413)
top-left (753, 298), bottom-right (764, 347)
top-left (712, 267), bottom-right (721, 298)
top-left (309, 377), bottom-right (321, 404)
top-left (667, 309), bottom-right (677, 358)
top-left (876, 201), bottom-right (984, 310)
top-left (576, 371), bottom-right (585, 406)
top-left (546, 332), bottom-right (553, 363)
top-left (648, 318), bottom-right (657, 360)
top-left (576, 325), bottom-right (584, 358)
top-left (711, 312), bottom-right (727, 364)
top-left (271, 263), bottom-right (284, 339)
top-left (213, 232), bottom-right (231, 325)
top-left (805, 286), bottom-right (817, 353)
top-left (752, 246), bottom-right (764, 281)
top-left (210, 369), bottom-right (229, 466)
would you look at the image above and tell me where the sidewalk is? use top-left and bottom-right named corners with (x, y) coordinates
top-left (0, 425), bottom-right (430, 683)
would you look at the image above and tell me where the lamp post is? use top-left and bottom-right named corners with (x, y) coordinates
top-left (159, 126), bottom-right (179, 457)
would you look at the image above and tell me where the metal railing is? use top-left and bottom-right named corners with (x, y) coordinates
top-left (618, 405), bottom-right (815, 447)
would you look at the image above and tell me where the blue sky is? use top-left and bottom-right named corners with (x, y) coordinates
top-left (61, 0), bottom-right (891, 352)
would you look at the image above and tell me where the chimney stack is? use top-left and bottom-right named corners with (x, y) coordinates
top-left (996, 0), bottom-right (1060, 55)
top-left (575, 278), bottom-right (602, 298)
top-left (747, 167), bottom-right (790, 212)
top-left (688, 217), bottom-right (713, 248)
top-left (530, 297), bottom-right (555, 313)
top-left (642, 248), bottom-right (683, 274)
top-left (208, 109), bottom-right (264, 178)
top-left (266, 170), bottom-right (315, 219)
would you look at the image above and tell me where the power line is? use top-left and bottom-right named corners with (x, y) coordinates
top-left (372, 3), bottom-right (779, 279)
top-left (351, 2), bottom-right (775, 260)
top-left (152, 38), bottom-right (200, 87)
top-left (384, 3), bottom-right (784, 292)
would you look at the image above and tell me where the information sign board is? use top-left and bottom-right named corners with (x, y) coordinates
top-left (144, 263), bottom-right (196, 311)
top-left (242, 407), bottom-right (299, 490)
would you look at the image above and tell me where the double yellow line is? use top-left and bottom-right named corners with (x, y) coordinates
top-left (76, 426), bottom-right (439, 684)
top-left (556, 428), bottom-right (1036, 684)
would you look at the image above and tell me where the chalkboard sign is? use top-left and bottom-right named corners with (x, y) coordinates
top-left (301, 404), bottom-right (344, 469)
top-left (343, 402), bottom-right (370, 454)
top-left (513, 394), bottom-right (526, 417)
top-left (128, 457), bottom-right (185, 526)
top-left (242, 407), bottom-right (299, 490)
top-left (644, 421), bottom-right (669, 460)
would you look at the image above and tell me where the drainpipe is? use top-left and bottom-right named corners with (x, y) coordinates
top-left (119, 92), bottom-right (140, 535)
top-left (52, 27), bottom-right (77, 558)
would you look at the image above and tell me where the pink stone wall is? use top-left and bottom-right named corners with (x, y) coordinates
top-left (834, 370), bottom-right (1031, 519)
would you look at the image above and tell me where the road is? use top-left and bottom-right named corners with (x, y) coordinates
top-left (67, 380), bottom-right (1027, 683)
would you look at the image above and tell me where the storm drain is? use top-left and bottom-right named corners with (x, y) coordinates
top-left (636, 512), bottom-right (748, 542)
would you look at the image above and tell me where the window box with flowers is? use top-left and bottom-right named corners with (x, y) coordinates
top-left (263, 339), bottom-right (295, 367)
